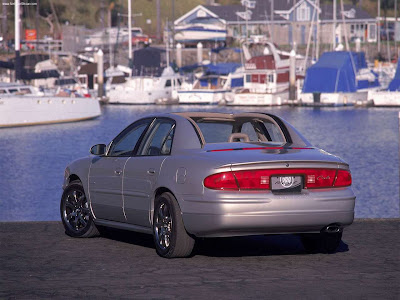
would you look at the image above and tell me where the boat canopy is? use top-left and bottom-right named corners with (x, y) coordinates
top-left (302, 51), bottom-right (372, 93)
top-left (132, 47), bottom-right (166, 77)
top-left (388, 60), bottom-right (400, 92)
top-left (180, 62), bottom-right (241, 75)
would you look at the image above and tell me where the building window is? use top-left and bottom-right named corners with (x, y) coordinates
top-left (297, 3), bottom-right (310, 22)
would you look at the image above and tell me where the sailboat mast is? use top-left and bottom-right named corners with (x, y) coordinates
top-left (128, 0), bottom-right (133, 69)
top-left (15, 0), bottom-right (21, 81)
top-left (333, 0), bottom-right (336, 50)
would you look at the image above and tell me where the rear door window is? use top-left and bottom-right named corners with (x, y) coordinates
top-left (139, 119), bottom-right (175, 156)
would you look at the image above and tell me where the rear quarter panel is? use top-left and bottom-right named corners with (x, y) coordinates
top-left (156, 151), bottom-right (228, 212)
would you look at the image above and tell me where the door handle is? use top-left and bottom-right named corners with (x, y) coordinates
top-left (147, 169), bottom-right (156, 175)
top-left (115, 169), bottom-right (122, 175)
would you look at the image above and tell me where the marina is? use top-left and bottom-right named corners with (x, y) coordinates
top-left (0, 105), bottom-right (398, 221)
top-left (0, 1), bottom-right (399, 218)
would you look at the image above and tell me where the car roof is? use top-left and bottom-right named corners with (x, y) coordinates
top-left (173, 112), bottom-right (273, 120)
top-left (136, 112), bottom-right (311, 149)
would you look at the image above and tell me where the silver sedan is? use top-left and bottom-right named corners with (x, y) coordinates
top-left (61, 112), bottom-right (355, 258)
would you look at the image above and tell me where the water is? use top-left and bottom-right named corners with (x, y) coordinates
top-left (0, 105), bottom-right (398, 221)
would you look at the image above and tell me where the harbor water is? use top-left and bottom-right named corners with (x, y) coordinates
top-left (0, 105), bottom-right (398, 221)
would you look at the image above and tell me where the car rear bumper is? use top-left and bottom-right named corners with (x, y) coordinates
top-left (180, 188), bottom-right (356, 237)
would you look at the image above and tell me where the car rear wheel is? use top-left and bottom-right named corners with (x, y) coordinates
top-left (300, 231), bottom-right (342, 254)
top-left (60, 180), bottom-right (99, 238)
top-left (153, 192), bottom-right (195, 258)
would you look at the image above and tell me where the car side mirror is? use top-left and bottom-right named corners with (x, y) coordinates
top-left (90, 144), bottom-right (107, 156)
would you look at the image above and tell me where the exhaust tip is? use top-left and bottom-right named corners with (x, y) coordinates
top-left (322, 224), bottom-right (343, 233)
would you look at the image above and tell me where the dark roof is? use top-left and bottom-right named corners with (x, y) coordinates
top-left (320, 3), bottom-right (373, 20)
top-left (205, 3), bottom-right (287, 23)
top-left (204, 5), bottom-right (243, 22)
top-left (204, 0), bottom-right (373, 23)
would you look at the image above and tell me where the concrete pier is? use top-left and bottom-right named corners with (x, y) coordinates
top-left (1, 219), bottom-right (399, 298)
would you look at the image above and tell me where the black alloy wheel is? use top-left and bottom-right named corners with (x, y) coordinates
top-left (60, 180), bottom-right (99, 238)
top-left (153, 192), bottom-right (195, 258)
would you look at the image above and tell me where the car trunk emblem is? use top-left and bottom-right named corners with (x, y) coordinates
top-left (280, 176), bottom-right (294, 188)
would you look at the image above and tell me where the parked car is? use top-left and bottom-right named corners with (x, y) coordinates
top-left (61, 112), bottom-right (355, 258)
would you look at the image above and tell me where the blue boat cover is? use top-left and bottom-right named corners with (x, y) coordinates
top-left (180, 62), bottom-right (241, 75)
top-left (303, 51), bottom-right (370, 93)
top-left (205, 63), bottom-right (241, 75)
top-left (388, 60), bottom-right (400, 91)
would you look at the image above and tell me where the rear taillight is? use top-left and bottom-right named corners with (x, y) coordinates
top-left (203, 172), bottom-right (238, 190)
top-left (334, 170), bottom-right (352, 187)
top-left (204, 168), bottom-right (352, 190)
top-left (233, 170), bottom-right (271, 190)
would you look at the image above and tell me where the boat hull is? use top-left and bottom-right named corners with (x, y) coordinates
top-left (108, 88), bottom-right (174, 104)
top-left (175, 28), bottom-right (226, 43)
top-left (0, 96), bottom-right (101, 127)
top-left (225, 90), bottom-right (288, 106)
top-left (177, 90), bottom-right (227, 105)
top-left (298, 92), bottom-right (368, 107)
top-left (367, 91), bottom-right (400, 107)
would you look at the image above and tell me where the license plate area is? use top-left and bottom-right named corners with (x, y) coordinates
top-left (271, 175), bottom-right (303, 193)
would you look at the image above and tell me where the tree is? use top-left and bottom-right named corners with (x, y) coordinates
top-left (38, 0), bottom-right (66, 38)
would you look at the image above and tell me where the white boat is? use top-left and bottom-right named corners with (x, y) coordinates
top-left (367, 60), bottom-right (400, 107)
top-left (0, 83), bottom-right (101, 128)
top-left (299, 51), bottom-right (381, 107)
top-left (177, 63), bottom-right (243, 105)
top-left (107, 67), bottom-right (182, 105)
top-left (175, 18), bottom-right (227, 44)
top-left (224, 42), bottom-right (290, 106)
top-left (0, 1), bottom-right (100, 128)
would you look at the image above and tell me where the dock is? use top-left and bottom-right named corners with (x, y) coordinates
top-left (1, 219), bottom-right (399, 298)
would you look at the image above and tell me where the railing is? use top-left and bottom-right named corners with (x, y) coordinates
top-left (22, 39), bottom-right (63, 52)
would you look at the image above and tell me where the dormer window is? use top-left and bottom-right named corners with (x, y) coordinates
top-left (236, 10), bottom-right (252, 21)
top-left (342, 8), bottom-right (356, 19)
top-left (297, 2), bottom-right (310, 21)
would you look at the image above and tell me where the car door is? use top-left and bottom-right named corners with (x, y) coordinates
top-left (88, 118), bottom-right (153, 222)
top-left (123, 118), bottom-right (175, 227)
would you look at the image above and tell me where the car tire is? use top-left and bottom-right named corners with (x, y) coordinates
top-left (300, 231), bottom-right (342, 254)
top-left (60, 180), bottom-right (99, 238)
top-left (153, 192), bottom-right (195, 258)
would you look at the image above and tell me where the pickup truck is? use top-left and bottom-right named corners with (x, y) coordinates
top-left (131, 27), bottom-right (151, 46)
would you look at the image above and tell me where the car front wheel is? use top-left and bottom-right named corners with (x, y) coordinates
top-left (153, 192), bottom-right (195, 258)
top-left (60, 180), bottom-right (99, 238)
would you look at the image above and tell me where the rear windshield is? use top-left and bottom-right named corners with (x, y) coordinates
top-left (194, 118), bottom-right (285, 144)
